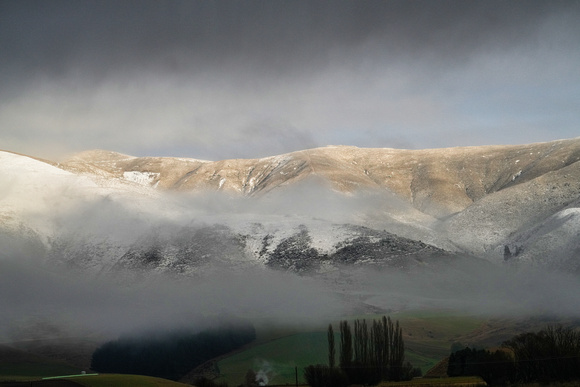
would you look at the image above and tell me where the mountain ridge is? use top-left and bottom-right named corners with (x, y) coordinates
top-left (59, 137), bottom-right (580, 218)
top-left (1, 137), bottom-right (580, 277)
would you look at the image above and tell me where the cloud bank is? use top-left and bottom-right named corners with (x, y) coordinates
top-left (2, 180), bottom-right (580, 341)
top-left (3, 247), bottom-right (580, 342)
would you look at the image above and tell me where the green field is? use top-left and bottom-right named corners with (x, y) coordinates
top-left (397, 310), bottom-right (483, 371)
top-left (2, 310), bottom-right (567, 386)
top-left (0, 343), bottom-right (82, 382)
top-left (0, 363), bottom-right (80, 379)
top-left (67, 373), bottom-right (191, 387)
top-left (215, 310), bottom-right (485, 386)
top-left (0, 344), bottom-right (189, 386)
top-left (216, 331), bottom-right (328, 385)
top-left (0, 373), bottom-right (191, 386)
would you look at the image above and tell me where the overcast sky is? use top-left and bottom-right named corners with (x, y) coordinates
top-left (1, 0), bottom-right (579, 160)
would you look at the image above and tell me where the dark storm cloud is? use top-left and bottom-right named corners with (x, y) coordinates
top-left (2, 0), bottom-right (574, 81)
top-left (1, 1), bottom-right (579, 159)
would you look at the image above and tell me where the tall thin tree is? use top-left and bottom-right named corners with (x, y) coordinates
top-left (336, 316), bottom-right (406, 383)
top-left (339, 320), bottom-right (352, 370)
top-left (328, 323), bottom-right (335, 369)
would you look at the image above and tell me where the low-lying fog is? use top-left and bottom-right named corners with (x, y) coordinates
top-left (1, 176), bottom-right (580, 342)
top-left (2, 249), bottom-right (580, 342)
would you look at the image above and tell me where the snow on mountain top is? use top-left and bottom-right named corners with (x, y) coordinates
top-left (0, 150), bottom-right (178, 242)
top-left (0, 151), bottom-right (70, 176)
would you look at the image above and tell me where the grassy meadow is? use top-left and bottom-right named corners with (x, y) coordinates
top-left (214, 310), bottom-right (485, 386)
top-left (66, 374), bottom-right (191, 386)
top-left (0, 343), bottom-right (81, 382)
top-left (0, 344), bottom-right (185, 385)
top-left (2, 310), bottom-right (573, 386)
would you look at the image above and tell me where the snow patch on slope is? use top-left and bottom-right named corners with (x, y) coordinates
top-left (123, 171), bottom-right (160, 187)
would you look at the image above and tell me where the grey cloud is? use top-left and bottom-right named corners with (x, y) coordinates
top-left (2, 1), bottom-right (577, 84)
top-left (0, 1), bottom-right (579, 159)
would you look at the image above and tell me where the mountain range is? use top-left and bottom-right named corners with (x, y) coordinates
top-left (1, 137), bottom-right (580, 280)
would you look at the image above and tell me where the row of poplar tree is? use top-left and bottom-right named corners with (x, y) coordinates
top-left (305, 316), bottom-right (420, 387)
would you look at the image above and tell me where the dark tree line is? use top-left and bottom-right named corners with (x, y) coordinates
top-left (448, 347), bottom-right (515, 385)
top-left (342, 316), bottom-right (415, 384)
top-left (303, 364), bottom-right (349, 387)
top-left (505, 325), bottom-right (580, 383)
top-left (91, 321), bottom-right (255, 381)
top-left (448, 325), bottom-right (580, 385)
top-left (305, 316), bottom-right (419, 387)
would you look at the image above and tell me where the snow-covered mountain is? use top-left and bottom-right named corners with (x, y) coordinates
top-left (2, 137), bottom-right (580, 278)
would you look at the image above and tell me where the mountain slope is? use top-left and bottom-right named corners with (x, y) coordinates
top-left (61, 138), bottom-right (580, 220)
top-left (1, 137), bottom-right (579, 276)
top-left (442, 157), bottom-right (580, 258)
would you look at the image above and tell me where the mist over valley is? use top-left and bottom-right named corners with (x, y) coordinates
top-left (2, 139), bottom-right (580, 341)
